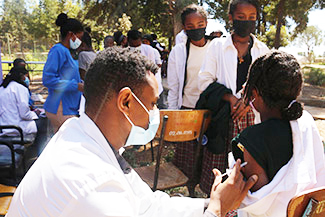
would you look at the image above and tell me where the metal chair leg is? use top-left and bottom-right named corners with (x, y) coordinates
top-left (150, 141), bottom-right (154, 162)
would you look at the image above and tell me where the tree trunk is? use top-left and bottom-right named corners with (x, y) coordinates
top-left (274, 0), bottom-right (285, 49)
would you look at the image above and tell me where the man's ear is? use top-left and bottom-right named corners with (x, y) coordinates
top-left (117, 87), bottom-right (132, 115)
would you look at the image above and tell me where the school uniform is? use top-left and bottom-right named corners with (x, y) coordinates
top-left (231, 111), bottom-right (325, 217)
top-left (196, 34), bottom-right (269, 194)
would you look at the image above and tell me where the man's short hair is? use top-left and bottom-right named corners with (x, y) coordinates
top-left (127, 30), bottom-right (142, 41)
top-left (84, 47), bottom-right (158, 113)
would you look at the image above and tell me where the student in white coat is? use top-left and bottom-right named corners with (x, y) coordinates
top-left (128, 30), bottom-right (163, 96)
top-left (7, 48), bottom-right (258, 217)
top-left (166, 4), bottom-right (215, 195)
top-left (0, 67), bottom-right (39, 136)
top-left (197, 0), bottom-right (269, 194)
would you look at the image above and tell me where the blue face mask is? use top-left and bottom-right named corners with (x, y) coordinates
top-left (123, 90), bottom-right (160, 147)
top-left (24, 76), bottom-right (30, 87)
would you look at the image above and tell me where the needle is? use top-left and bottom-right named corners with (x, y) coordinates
top-left (220, 162), bottom-right (247, 178)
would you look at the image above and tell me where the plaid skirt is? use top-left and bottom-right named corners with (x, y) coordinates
top-left (173, 109), bottom-right (255, 195)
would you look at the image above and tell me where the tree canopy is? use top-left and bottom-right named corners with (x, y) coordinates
top-left (0, 0), bottom-right (324, 56)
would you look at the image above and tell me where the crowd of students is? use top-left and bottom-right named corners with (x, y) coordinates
top-left (1, 0), bottom-right (325, 216)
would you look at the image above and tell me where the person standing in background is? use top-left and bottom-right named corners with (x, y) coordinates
top-left (113, 31), bottom-right (128, 48)
top-left (42, 13), bottom-right (84, 133)
top-left (104, 36), bottom-right (114, 48)
top-left (167, 4), bottom-right (213, 195)
top-left (197, 0), bottom-right (269, 194)
top-left (78, 27), bottom-right (96, 81)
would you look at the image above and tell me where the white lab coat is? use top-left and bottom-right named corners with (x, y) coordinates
top-left (175, 30), bottom-right (187, 45)
top-left (0, 81), bottom-right (37, 136)
top-left (140, 44), bottom-right (163, 95)
top-left (198, 34), bottom-right (269, 98)
top-left (7, 113), bottom-right (205, 217)
top-left (231, 111), bottom-right (325, 217)
top-left (167, 41), bottom-right (211, 109)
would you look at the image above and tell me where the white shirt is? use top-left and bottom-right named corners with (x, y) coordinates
top-left (234, 111), bottom-right (325, 217)
top-left (7, 113), bottom-right (205, 217)
top-left (0, 81), bottom-right (37, 136)
top-left (199, 34), bottom-right (269, 98)
top-left (167, 40), bottom-right (212, 109)
top-left (182, 41), bottom-right (211, 108)
top-left (78, 51), bottom-right (97, 71)
top-left (153, 48), bottom-right (162, 65)
top-left (175, 30), bottom-right (187, 45)
top-left (139, 44), bottom-right (163, 95)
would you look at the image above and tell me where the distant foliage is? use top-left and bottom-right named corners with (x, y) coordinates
top-left (304, 68), bottom-right (325, 87)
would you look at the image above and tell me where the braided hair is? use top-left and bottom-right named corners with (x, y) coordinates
top-left (244, 51), bottom-right (303, 121)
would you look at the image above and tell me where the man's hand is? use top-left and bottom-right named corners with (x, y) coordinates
top-left (207, 159), bottom-right (258, 216)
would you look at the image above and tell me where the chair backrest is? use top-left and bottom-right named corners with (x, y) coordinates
top-left (0, 184), bottom-right (16, 216)
top-left (287, 187), bottom-right (325, 217)
top-left (152, 109), bottom-right (210, 190)
top-left (156, 109), bottom-right (210, 142)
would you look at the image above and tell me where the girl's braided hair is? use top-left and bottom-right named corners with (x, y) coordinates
top-left (244, 51), bottom-right (303, 121)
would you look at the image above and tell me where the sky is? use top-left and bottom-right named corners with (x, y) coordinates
top-left (205, 9), bottom-right (325, 57)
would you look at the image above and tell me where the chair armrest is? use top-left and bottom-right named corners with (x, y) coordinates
top-left (0, 192), bottom-right (14, 197)
top-left (0, 125), bottom-right (24, 145)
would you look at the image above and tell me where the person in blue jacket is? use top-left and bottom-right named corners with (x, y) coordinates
top-left (42, 13), bottom-right (84, 133)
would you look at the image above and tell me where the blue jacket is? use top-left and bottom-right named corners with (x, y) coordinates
top-left (43, 43), bottom-right (81, 115)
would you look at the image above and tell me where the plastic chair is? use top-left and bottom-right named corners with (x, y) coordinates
top-left (135, 109), bottom-right (210, 196)
top-left (0, 125), bottom-right (35, 182)
top-left (0, 184), bottom-right (16, 217)
top-left (287, 187), bottom-right (325, 217)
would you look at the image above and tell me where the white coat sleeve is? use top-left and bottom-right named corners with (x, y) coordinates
top-left (167, 49), bottom-right (180, 109)
top-left (198, 43), bottom-right (218, 93)
top-left (15, 87), bottom-right (38, 120)
top-left (65, 169), bottom-right (205, 217)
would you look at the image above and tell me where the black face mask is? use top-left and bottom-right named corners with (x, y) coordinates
top-left (186, 27), bottom-right (206, 41)
top-left (233, 20), bottom-right (256, 37)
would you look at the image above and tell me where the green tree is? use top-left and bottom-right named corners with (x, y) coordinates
top-left (0, 0), bottom-right (29, 55)
top-left (259, 25), bottom-right (289, 48)
top-left (83, 0), bottom-right (196, 48)
top-left (295, 25), bottom-right (323, 62)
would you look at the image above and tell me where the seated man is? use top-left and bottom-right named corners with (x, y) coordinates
top-left (231, 51), bottom-right (325, 216)
top-left (7, 48), bottom-right (257, 217)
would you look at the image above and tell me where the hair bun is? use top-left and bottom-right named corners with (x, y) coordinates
top-left (281, 101), bottom-right (303, 121)
top-left (85, 27), bottom-right (91, 33)
top-left (56, 13), bottom-right (68, 27)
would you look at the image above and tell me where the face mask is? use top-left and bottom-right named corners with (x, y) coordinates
top-left (24, 76), bottom-right (30, 87)
top-left (123, 91), bottom-right (160, 147)
top-left (249, 98), bottom-right (261, 123)
top-left (186, 27), bottom-right (206, 41)
top-left (69, 34), bottom-right (82, 50)
top-left (233, 20), bottom-right (256, 37)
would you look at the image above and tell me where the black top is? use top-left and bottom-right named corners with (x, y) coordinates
top-left (232, 118), bottom-right (293, 181)
top-left (236, 36), bottom-right (253, 93)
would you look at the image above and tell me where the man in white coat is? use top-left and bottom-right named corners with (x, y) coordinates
top-left (7, 48), bottom-right (257, 217)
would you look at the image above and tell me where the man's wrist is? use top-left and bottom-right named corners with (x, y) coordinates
top-left (204, 209), bottom-right (222, 217)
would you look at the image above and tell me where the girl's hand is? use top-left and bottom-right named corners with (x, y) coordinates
top-left (224, 94), bottom-right (250, 121)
